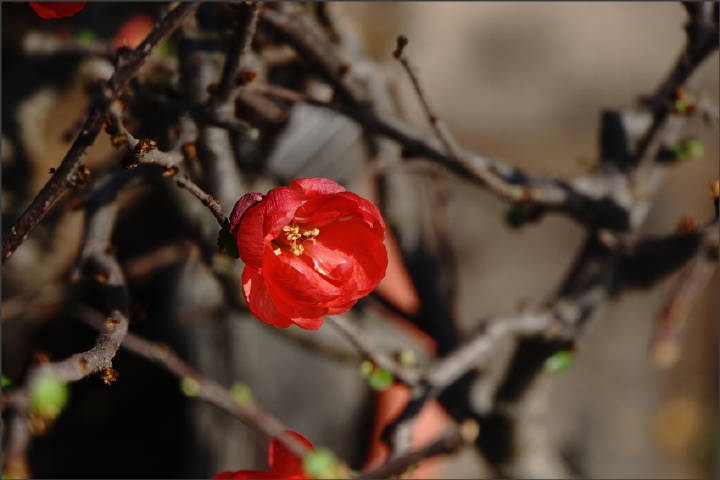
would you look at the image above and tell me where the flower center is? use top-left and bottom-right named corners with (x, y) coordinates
top-left (274, 223), bottom-right (320, 256)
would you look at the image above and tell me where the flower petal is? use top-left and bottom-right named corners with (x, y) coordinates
top-left (293, 192), bottom-right (385, 238)
top-left (29, 1), bottom-right (86, 19)
top-left (242, 266), bottom-right (293, 328)
top-left (262, 187), bottom-right (305, 240)
top-left (290, 178), bottom-right (345, 198)
top-left (290, 315), bottom-right (325, 330)
top-left (304, 218), bottom-right (388, 296)
top-left (336, 192), bottom-right (386, 237)
top-left (263, 249), bottom-right (340, 318)
top-left (212, 470), bottom-right (277, 479)
top-left (230, 192), bottom-right (264, 235)
top-left (235, 202), bottom-right (265, 269)
top-left (269, 430), bottom-right (314, 477)
top-left (325, 299), bottom-right (358, 315)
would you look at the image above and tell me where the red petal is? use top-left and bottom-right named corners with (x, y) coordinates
top-left (262, 187), bottom-right (305, 240)
top-left (293, 194), bottom-right (362, 228)
top-left (242, 266), bottom-right (293, 328)
top-left (336, 192), bottom-right (385, 237)
top-left (212, 470), bottom-right (277, 479)
top-left (304, 218), bottom-right (388, 297)
top-left (290, 178), bottom-right (345, 198)
top-left (235, 201), bottom-right (265, 269)
top-left (263, 249), bottom-right (340, 318)
top-left (29, 2), bottom-right (85, 19)
top-left (291, 316), bottom-right (325, 330)
top-left (293, 192), bottom-right (385, 238)
top-left (269, 430), bottom-right (314, 477)
top-left (325, 299), bottom-right (358, 315)
top-left (230, 192), bottom-right (264, 235)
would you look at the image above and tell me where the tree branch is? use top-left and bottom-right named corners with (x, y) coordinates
top-left (2, 2), bottom-right (202, 265)
top-left (78, 306), bottom-right (313, 460)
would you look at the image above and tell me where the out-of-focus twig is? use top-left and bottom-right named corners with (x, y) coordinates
top-left (392, 35), bottom-right (464, 161)
top-left (631, 2), bottom-right (718, 167)
top-left (3, 172), bottom-right (131, 477)
top-left (78, 306), bottom-right (314, 460)
top-left (356, 427), bottom-right (465, 479)
top-left (326, 315), bottom-right (421, 387)
top-left (213, 2), bottom-right (262, 106)
top-left (2, 2), bottom-right (202, 264)
top-left (650, 220), bottom-right (719, 368)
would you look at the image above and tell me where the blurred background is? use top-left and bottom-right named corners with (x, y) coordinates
top-left (2, 2), bottom-right (717, 478)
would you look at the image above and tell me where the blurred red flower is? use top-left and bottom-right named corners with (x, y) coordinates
top-left (231, 178), bottom-right (388, 330)
top-left (28, 2), bottom-right (86, 19)
top-left (112, 14), bottom-right (154, 49)
top-left (213, 430), bottom-right (313, 479)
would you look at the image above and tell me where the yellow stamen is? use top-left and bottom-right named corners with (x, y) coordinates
top-left (279, 223), bottom-right (320, 257)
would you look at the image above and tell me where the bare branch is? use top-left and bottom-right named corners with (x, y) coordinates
top-left (2, 2), bottom-right (201, 265)
top-left (3, 173), bottom-right (131, 476)
top-left (213, 2), bottom-right (262, 105)
top-left (357, 427), bottom-right (465, 479)
top-left (326, 315), bottom-right (421, 387)
top-left (106, 100), bottom-right (228, 228)
top-left (392, 35), bottom-right (464, 160)
top-left (175, 175), bottom-right (228, 228)
top-left (78, 307), bottom-right (313, 460)
top-left (649, 220), bottom-right (719, 368)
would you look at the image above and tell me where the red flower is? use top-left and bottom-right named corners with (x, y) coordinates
top-left (28, 2), bottom-right (86, 19)
top-left (231, 178), bottom-right (388, 330)
top-left (213, 430), bottom-right (313, 479)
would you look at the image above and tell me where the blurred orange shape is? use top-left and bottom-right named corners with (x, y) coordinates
top-left (112, 14), bottom-right (155, 50)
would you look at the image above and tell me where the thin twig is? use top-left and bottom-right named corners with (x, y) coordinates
top-left (78, 306), bottom-right (313, 460)
top-left (2, 2), bottom-right (201, 265)
top-left (392, 35), bottom-right (464, 160)
top-left (326, 315), bottom-right (421, 387)
top-left (106, 100), bottom-right (228, 228)
top-left (175, 175), bottom-right (227, 227)
top-left (631, 3), bottom-right (718, 167)
top-left (3, 173), bottom-right (131, 477)
top-left (649, 220), bottom-right (719, 368)
top-left (214, 2), bottom-right (262, 105)
top-left (356, 427), bottom-right (465, 479)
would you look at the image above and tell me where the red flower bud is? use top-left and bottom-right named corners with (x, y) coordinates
top-left (233, 178), bottom-right (388, 330)
top-left (213, 430), bottom-right (313, 479)
top-left (28, 2), bottom-right (86, 19)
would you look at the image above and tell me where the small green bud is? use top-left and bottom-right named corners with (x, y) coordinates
top-left (684, 138), bottom-right (703, 158)
top-left (180, 377), bottom-right (199, 397)
top-left (30, 375), bottom-right (69, 419)
top-left (360, 360), bottom-right (374, 377)
top-left (396, 349), bottom-right (415, 366)
top-left (544, 350), bottom-right (574, 374)
top-left (230, 382), bottom-right (254, 407)
top-left (2, 375), bottom-right (12, 389)
top-left (302, 447), bottom-right (338, 479)
top-left (368, 368), bottom-right (394, 391)
top-left (674, 98), bottom-right (688, 113)
top-left (74, 28), bottom-right (96, 46)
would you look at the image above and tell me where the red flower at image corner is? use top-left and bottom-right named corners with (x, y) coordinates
top-left (230, 178), bottom-right (388, 330)
top-left (213, 430), bottom-right (314, 479)
top-left (28, 2), bottom-right (86, 19)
